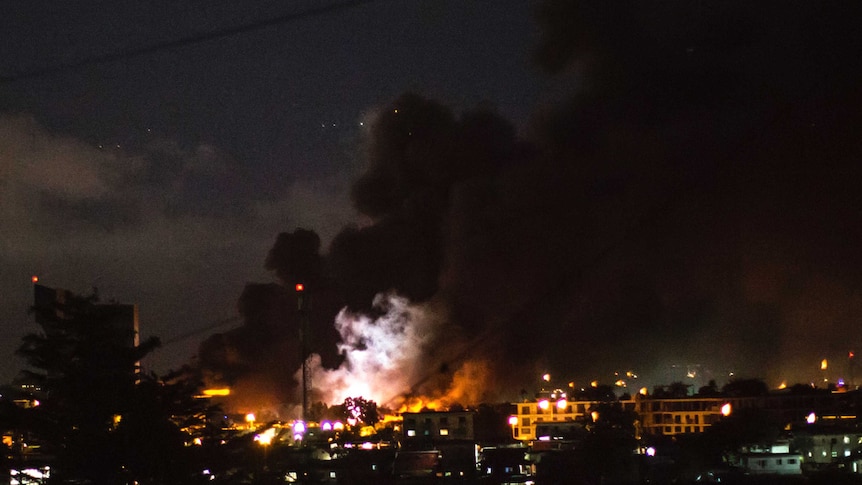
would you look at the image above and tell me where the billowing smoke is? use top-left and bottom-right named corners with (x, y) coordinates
top-left (198, 0), bottom-right (862, 413)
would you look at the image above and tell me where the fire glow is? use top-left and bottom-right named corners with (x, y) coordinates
top-left (305, 293), bottom-right (488, 411)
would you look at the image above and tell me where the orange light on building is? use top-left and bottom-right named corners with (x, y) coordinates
top-left (538, 399), bottom-right (550, 410)
top-left (202, 388), bottom-right (231, 397)
top-left (556, 399), bottom-right (568, 410)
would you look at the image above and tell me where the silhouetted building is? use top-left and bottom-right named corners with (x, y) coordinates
top-left (33, 283), bottom-right (140, 372)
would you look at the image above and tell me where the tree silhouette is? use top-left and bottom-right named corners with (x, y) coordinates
top-left (722, 378), bottom-right (768, 397)
top-left (16, 289), bottom-right (212, 483)
top-left (340, 397), bottom-right (379, 426)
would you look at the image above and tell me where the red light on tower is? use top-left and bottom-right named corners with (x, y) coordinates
top-left (850, 351), bottom-right (855, 359)
top-left (31, 275), bottom-right (39, 283)
top-left (295, 283), bottom-right (304, 292)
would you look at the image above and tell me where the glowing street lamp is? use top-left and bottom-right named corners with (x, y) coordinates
top-left (508, 416), bottom-right (518, 426)
top-left (537, 399), bottom-right (550, 411)
top-left (721, 403), bottom-right (732, 417)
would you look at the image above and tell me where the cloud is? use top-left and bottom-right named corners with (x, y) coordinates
top-left (0, 113), bottom-right (355, 383)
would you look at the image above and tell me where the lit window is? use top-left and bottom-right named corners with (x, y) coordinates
top-left (846, 450), bottom-right (852, 457)
top-left (440, 429), bottom-right (449, 436)
top-left (407, 430), bottom-right (416, 437)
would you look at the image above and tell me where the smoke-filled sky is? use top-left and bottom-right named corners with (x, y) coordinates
top-left (3, 0), bottom-right (862, 402)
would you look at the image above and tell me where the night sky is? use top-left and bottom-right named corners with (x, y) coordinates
top-left (2, 0), bottom-right (862, 400)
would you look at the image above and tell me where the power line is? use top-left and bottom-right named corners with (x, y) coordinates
top-left (0, 0), bottom-right (375, 84)
top-left (159, 315), bottom-right (241, 347)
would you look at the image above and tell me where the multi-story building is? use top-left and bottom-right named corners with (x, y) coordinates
top-left (34, 284), bottom-right (139, 349)
top-left (510, 391), bottom-right (862, 441)
top-left (402, 410), bottom-right (476, 443)
top-left (511, 398), bottom-right (638, 441)
top-left (638, 397), bottom-right (728, 435)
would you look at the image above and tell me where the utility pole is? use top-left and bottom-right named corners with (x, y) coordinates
top-left (296, 283), bottom-right (311, 423)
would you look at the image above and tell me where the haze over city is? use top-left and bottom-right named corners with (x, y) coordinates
top-left (2, 0), bottom-right (862, 412)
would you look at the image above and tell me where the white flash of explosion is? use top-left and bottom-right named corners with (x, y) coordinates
top-left (307, 293), bottom-right (435, 407)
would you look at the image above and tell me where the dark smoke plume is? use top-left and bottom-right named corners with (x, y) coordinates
top-left (200, 0), bottom-right (862, 409)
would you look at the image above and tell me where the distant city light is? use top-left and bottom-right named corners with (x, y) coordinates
top-left (721, 403), bottom-right (732, 417)
top-left (295, 283), bottom-right (305, 292)
top-left (556, 399), bottom-right (567, 410)
top-left (807, 412), bottom-right (817, 424)
top-left (542, 373), bottom-right (551, 382)
top-left (822, 359), bottom-right (829, 370)
top-left (31, 275), bottom-right (38, 283)
top-left (590, 380), bottom-right (598, 388)
top-left (778, 382), bottom-right (787, 390)
top-left (646, 447), bottom-right (656, 457)
top-left (321, 421), bottom-right (333, 431)
top-left (537, 399), bottom-right (549, 410)
top-left (639, 387), bottom-right (649, 396)
top-left (508, 416), bottom-right (518, 426)
top-left (591, 411), bottom-right (600, 422)
top-left (245, 413), bottom-right (255, 423)
top-left (293, 421), bottom-right (306, 434)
